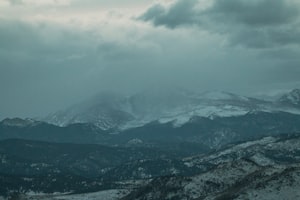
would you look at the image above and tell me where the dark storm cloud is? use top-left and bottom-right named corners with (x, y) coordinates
top-left (208, 0), bottom-right (300, 49)
top-left (141, 0), bottom-right (299, 27)
top-left (140, 0), bottom-right (300, 48)
top-left (207, 0), bottom-right (299, 26)
top-left (139, 0), bottom-right (199, 28)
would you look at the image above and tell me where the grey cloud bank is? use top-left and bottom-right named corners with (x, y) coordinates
top-left (0, 0), bottom-right (300, 119)
top-left (140, 0), bottom-right (300, 48)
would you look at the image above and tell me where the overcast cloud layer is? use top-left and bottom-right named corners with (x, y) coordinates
top-left (1, 0), bottom-right (300, 119)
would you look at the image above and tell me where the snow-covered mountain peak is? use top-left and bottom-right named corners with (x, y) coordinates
top-left (44, 88), bottom-right (300, 130)
top-left (279, 89), bottom-right (300, 106)
top-left (199, 90), bottom-right (249, 101)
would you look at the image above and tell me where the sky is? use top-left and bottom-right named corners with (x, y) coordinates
top-left (1, 0), bottom-right (300, 119)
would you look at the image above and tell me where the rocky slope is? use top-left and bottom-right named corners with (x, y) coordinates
top-left (1, 133), bottom-right (300, 199)
top-left (278, 88), bottom-right (300, 107)
top-left (121, 133), bottom-right (300, 200)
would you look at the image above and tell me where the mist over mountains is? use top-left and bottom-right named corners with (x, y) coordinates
top-left (44, 88), bottom-right (300, 130)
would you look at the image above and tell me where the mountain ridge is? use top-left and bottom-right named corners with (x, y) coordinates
top-left (3, 111), bottom-right (300, 155)
top-left (43, 88), bottom-right (300, 130)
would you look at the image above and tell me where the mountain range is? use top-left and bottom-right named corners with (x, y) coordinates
top-left (44, 88), bottom-right (300, 131)
top-left (1, 88), bottom-right (300, 199)
top-left (2, 111), bottom-right (300, 155)
top-left (2, 89), bottom-right (300, 153)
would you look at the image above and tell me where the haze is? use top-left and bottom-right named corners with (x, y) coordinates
top-left (1, 0), bottom-right (300, 119)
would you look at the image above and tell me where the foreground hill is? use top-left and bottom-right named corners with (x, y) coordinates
top-left (121, 133), bottom-right (300, 200)
top-left (1, 133), bottom-right (300, 199)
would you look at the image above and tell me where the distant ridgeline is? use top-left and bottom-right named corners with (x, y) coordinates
top-left (1, 111), bottom-right (300, 152)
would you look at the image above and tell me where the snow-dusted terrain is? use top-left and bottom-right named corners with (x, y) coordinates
top-left (22, 189), bottom-right (130, 200)
top-left (120, 134), bottom-right (300, 200)
top-left (45, 88), bottom-right (300, 130)
top-left (2, 133), bottom-right (300, 200)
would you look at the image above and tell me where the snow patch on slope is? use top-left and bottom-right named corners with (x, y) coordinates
top-left (25, 189), bottom-right (130, 200)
